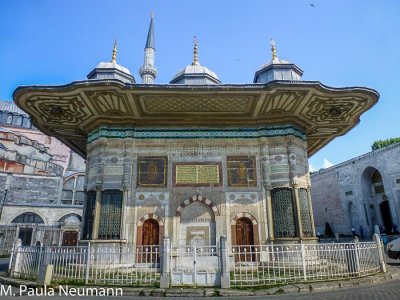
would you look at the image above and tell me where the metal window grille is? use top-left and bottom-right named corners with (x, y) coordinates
top-left (299, 188), bottom-right (313, 237)
top-left (82, 191), bottom-right (96, 240)
top-left (98, 190), bottom-right (122, 240)
top-left (11, 212), bottom-right (44, 224)
top-left (271, 188), bottom-right (296, 238)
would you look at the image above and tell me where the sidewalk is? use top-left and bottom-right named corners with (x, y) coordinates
top-left (1, 266), bottom-right (399, 297)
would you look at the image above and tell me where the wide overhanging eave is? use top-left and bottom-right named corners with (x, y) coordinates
top-left (13, 80), bottom-right (379, 158)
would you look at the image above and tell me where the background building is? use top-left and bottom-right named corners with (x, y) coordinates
top-left (311, 142), bottom-right (400, 237)
top-left (0, 100), bottom-right (85, 254)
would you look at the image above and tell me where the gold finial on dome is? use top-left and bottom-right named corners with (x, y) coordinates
top-left (111, 40), bottom-right (118, 63)
top-left (192, 35), bottom-right (199, 66)
top-left (270, 39), bottom-right (277, 61)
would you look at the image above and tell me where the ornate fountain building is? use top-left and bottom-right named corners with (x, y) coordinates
top-left (13, 17), bottom-right (378, 248)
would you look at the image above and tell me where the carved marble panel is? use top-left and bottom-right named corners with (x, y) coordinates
top-left (226, 192), bottom-right (258, 206)
top-left (135, 192), bottom-right (169, 206)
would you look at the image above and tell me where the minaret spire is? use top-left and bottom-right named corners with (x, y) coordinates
top-left (140, 13), bottom-right (157, 84)
top-left (270, 39), bottom-right (278, 61)
top-left (111, 40), bottom-right (118, 63)
top-left (192, 36), bottom-right (199, 66)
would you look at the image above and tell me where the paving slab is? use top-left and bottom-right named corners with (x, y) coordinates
top-left (166, 288), bottom-right (205, 297)
top-left (219, 288), bottom-right (255, 296)
top-left (150, 289), bottom-right (166, 297)
top-left (339, 280), bottom-right (360, 288)
top-left (294, 283), bottom-right (311, 293)
top-left (310, 281), bottom-right (340, 291)
top-left (280, 285), bottom-right (300, 294)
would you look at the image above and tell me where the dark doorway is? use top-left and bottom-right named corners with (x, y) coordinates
top-left (380, 200), bottom-right (393, 233)
top-left (141, 219), bottom-right (160, 263)
top-left (142, 219), bottom-right (159, 246)
top-left (18, 228), bottom-right (33, 246)
top-left (235, 217), bottom-right (255, 261)
top-left (62, 231), bottom-right (78, 246)
top-left (235, 217), bottom-right (254, 246)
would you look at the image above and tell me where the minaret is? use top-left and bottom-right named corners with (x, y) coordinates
top-left (139, 13), bottom-right (157, 84)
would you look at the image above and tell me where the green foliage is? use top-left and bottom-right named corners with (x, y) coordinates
top-left (371, 138), bottom-right (400, 150)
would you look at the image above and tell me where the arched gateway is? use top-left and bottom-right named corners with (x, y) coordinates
top-left (177, 195), bottom-right (218, 247)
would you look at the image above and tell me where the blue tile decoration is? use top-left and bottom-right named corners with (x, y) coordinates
top-left (88, 125), bottom-right (306, 142)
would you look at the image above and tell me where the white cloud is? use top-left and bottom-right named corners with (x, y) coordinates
top-left (322, 158), bottom-right (334, 169)
top-left (309, 163), bottom-right (316, 172)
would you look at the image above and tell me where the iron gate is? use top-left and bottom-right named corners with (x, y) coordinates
top-left (170, 243), bottom-right (220, 286)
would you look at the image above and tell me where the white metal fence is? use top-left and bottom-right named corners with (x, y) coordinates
top-left (10, 244), bottom-right (160, 286)
top-left (230, 241), bottom-right (382, 287)
top-left (9, 238), bottom-right (385, 288)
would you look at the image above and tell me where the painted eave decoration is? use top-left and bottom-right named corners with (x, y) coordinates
top-left (13, 80), bottom-right (379, 158)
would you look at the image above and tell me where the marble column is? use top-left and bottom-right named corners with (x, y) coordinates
top-left (260, 143), bottom-right (273, 241)
top-left (92, 185), bottom-right (102, 240)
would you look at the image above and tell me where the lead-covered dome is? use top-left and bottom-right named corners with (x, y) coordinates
top-left (170, 38), bottom-right (220, 85)
top-left (87, 41), bottom-right (135, 84)
top-left (254, 40), bottom-right (303, 83)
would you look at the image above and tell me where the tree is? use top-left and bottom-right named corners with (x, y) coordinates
top-left (371, 138), bottom-right (400, 151)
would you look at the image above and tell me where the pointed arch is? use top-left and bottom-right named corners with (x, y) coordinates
top-left (137, 212), bottom-right (164, 226)
top-left (176, 194), bottom-right (220, 216)
top-left (231, 212), bottom-right (258, 225)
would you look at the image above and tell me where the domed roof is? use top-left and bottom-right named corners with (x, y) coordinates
top-left (254, 40), bottom-right (303, 84)
top-left (257, 57), bottom-right (291, 70)
top-left (87, 41), bottom-right (135, 84)
top-left (170, 38), bottom-right (221, 85)
top-left (171, 64), bottom-right (220, 84)
top-left (0, 100), bottom-right (28, 116)
top-left (93, 61), bottom-right (132, 76)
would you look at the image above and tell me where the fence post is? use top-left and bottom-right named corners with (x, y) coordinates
top-left (373, 233), bottom-right (387, 273)
top-left (85, 242), bottom-right (91, 284)
top-left (220, 235), bottom-right (230, 288)
top-left (9, 239), bottom-right (22, 276)
top-left (300, 241), bottom-right (307, 281)
top-left (353, 236), bottom-right (361, 276)
top-left (160, 236), bottom-right (171, 288)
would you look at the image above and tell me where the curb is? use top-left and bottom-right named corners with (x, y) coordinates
top-left (1, 267), bottom-right (399, 297)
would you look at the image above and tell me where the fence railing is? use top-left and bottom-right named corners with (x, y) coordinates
top-left (9, 236), bottom-right (386, 288)
top-left (230, 241), bottom-right (382, 287)
top-left (11, 244), bottom-right (160, 286)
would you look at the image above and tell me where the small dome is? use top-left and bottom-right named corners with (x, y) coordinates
top-left (87, 41), bottom-right (135, 84)
top-left (87, 61), bottom-right (135, 84)
top-left (170, 37), bottom-right (221, 85)
top-left (254, 40), bottom-right (303, 84)
top-left (170, 64), bottom-right (220, 85)
top-left (94, 62), bottom-right (132, 76)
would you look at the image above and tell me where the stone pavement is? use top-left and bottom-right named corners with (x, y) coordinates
top-left (1, 266), bottom-right (400, 297)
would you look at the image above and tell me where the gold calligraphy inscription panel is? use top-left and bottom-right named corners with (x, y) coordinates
top-left (175, 165), bottom-right (197, 184)
top-left (176, 164), bottom-right (220, 185)
top-left (197, 165), bottom-right (219, 183)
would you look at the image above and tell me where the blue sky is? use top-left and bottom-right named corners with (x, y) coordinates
top-left (1, 0), bottom-right (399, 169)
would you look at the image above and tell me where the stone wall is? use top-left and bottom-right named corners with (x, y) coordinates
top-left (310, 170), bottom-right (347, 234)
top-left (311, 143), bottom-right (400, 237)
top-left (0, 172), bottom-right (62, 205)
